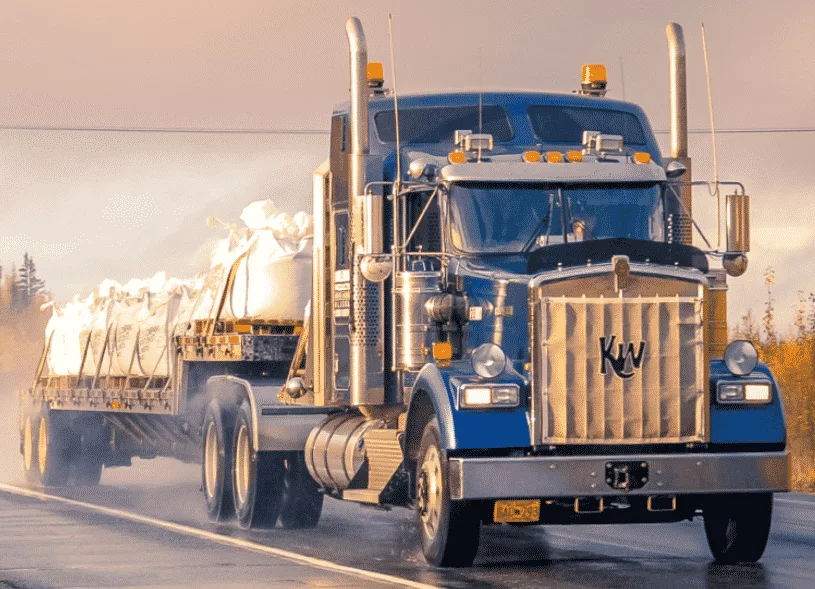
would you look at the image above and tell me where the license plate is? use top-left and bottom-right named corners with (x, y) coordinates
top-left (493, 499), bottom-right (541, 523)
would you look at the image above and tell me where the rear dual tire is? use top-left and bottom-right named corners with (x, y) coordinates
top-left (203, 399), bottom-right (323, 530)
top-left (21, 406), bottom-right (107, 487)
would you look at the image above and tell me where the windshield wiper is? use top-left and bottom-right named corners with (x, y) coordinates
top-left (522, 189), bottom-right (561, 253)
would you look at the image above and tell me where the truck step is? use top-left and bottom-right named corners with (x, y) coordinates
top-left (363, 429), bottom-right (404, 491)
top-left (341, 488), bottom-right (383, 504)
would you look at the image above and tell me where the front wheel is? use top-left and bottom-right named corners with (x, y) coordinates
top-left (416, 419), bottom-right (480, 567)
top-left (703, 493), bottom-right (773, 564)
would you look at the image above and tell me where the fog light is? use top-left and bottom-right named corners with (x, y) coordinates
top-left (724, 340), bottom-right (758, 376)
top-left (717, 383), bottom-right (744, 402)
top-left (471, 343), bottom-right (507, 378)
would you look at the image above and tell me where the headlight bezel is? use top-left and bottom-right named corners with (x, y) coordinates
top-left (470, 343), bottom-right (507, 379)
top-left (459, 383), bottom-right (520, 409)
top-left (716, 380), bottom-right (772, 405)
top-left (723, 339), bottom-right (759, 376)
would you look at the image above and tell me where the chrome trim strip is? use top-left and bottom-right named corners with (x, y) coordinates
top-left (448, 452), bottom-right (789, 500)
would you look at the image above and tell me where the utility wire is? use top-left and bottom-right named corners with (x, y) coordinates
top-left (2, 125), bottom-right (815, 135)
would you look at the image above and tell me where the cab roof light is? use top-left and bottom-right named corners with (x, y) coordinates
top-left (633, 151), bottom-right (652, 164)
top-left (522, 150), bottom-right (541, 163)
top-left (546, 151), bottom-right (564, 163)
top-left (580, 63), bottom-right (608, 96)
top-left (566, 150), bottom-right (583, 162)
top-left (367, 62), bottom-right (384, 89)
top-left (448, 150), bottom-right (467, 164)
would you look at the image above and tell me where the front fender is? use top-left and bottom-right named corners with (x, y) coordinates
top-left (408, 362), bottom-right (532, 452)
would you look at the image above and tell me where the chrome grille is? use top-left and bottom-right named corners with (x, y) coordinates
top-left (531, 293), bottom-right (706, 445)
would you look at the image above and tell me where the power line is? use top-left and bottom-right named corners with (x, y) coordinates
top-left (0, 125), bottom-right (330, 134)
top-left (653, 127), bottom-right (815, 135)
top-left (2, 124), bottom-right (815, 135)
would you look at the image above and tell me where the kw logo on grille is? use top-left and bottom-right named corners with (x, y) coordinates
top-left (600, 336), bottom-right (646, 379)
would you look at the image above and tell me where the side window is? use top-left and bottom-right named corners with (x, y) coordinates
top-left (334, 212), bottom-right (349, 269)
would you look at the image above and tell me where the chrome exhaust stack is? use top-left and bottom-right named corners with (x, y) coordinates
top-left (665, 23), bottom-right (693, 246)
top-left (345, 18), bottom-right (385, 410)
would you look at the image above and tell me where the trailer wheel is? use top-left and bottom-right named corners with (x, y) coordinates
top-left (278, 452), bottom-right (323, 529)
top-left (22, 414), bottom-right (42, 485)
top-left (73, 417), bottom-right (108, 486)
top-left (704, 493), bottom-right (773, 564)
top-left (232, 401), bottom-right (285, 529)
top-left (416, 418), bottom-right (480, 567)
top-left (37, 408), bottom-right (72, 487)
top-left (202, 403), bottom-right (235, 521)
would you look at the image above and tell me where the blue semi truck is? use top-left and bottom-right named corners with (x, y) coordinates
top-left (20, 18), bottom-right (787, 567)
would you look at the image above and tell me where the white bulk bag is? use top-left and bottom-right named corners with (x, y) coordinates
top-left (136, 293), bottom-right (181, 377)
top-left (44, 298), bottom-right (94, 376)
top-left (224, 230), bottom-right (312, 321)
top-left (109, 296), bottom-right (148, 376)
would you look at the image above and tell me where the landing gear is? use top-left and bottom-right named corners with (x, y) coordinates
top-left (416, 419), bottom-right (480, 567)
top-left (704, 493), bottom-right (773, 563)
top-left (232, 401), bottom-right (285, 529)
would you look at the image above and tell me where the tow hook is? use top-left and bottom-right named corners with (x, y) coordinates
top-left (605, 461), bottom-right (649, 491)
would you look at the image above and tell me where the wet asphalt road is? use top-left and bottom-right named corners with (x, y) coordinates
top-left (2, 458), bottom-right (813, 589)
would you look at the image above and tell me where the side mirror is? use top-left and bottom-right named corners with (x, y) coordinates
top-left (724, 193), bottom-right (750, 277)
top-left (665, 160), bottom-right (687, 179)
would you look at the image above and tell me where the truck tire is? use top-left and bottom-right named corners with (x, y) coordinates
top-left (22, 413), bottom-right (42, 485)
top-left (416, 418), bottom-right (480, 567)
top-left (703, 493), bottom-right (773, 563)
top-left (202, 402), bottom-right (235, 521)
top-left (37, 407), bottom-right (72, 487)
top-left (232, 400), bottom-right (285, 529)
top-left (278, 452), bottom-right (323, 529)
top-left (72, 416), bottom-right (108, 486)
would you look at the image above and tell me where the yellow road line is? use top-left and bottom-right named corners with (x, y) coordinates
top-left (0, 482), bottom-right (438, 589)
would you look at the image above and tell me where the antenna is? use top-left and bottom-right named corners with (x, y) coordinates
top-left (388, 13), bottom-right (402, 185)
top-left (478, 47), bottom-right (484, 161)
top-left (619, 56), bottom-right (627, 101)
top-left (701, 22), bottom-right (722, 249)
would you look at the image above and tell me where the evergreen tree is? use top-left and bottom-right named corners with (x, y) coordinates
top-left (8, 265), bottom-right (19, 313)
top-left (15, 252), bottom-right (45, 311)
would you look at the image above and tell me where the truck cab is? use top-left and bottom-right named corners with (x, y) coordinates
top-left (301, 19), bottom-right (787, 567)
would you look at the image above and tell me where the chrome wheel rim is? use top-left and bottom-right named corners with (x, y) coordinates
top-left (203, 421), bottom-right (219, 500)
top-left (234, 424), bottom-right (251, 508)
top-left (23, 418), bottom-right (33, 472)
top-left (418, 445), bottom-right (443, 539)
top-left (38, 417), bottom-right (48, 475)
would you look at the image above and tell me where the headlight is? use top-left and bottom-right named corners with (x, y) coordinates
top-left (471, 343), bottom-right (507, 379)
top-left (460, 384), bottom-right (520, 408)
top-left (717, 381), bottom-right (772, 404)
top-left (724, 340), bottom-right (758, 376)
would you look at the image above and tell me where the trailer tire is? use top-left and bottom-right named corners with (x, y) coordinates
top-left (22, 413), bottom-right (42, 485)
top-left (73, 417), bottom-right (107, 486)
top-left (202, 403), bottom-right (235, 521)
top-left (37, 407), bottom-right (72, 487)
top-left (232, 401), bottom-right (285, 529)
top-left (416, 418), bottom-right (480, 567)
top-left (703, 493), bottom-right (773, 564)
top-left (278, 452), bottom-right (323, 529)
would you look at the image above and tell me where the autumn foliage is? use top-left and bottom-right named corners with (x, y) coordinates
top-left (733, 268), bottom-right (815, 493)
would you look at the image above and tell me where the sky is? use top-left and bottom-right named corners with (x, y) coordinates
top-left (1, 0), bottom-right (814, 329)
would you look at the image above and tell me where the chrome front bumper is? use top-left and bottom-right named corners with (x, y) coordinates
top-left (447, 452), bottom-right (789, 500)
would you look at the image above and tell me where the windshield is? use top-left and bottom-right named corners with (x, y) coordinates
top-left (449, 182), bottom-right (665, 254)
